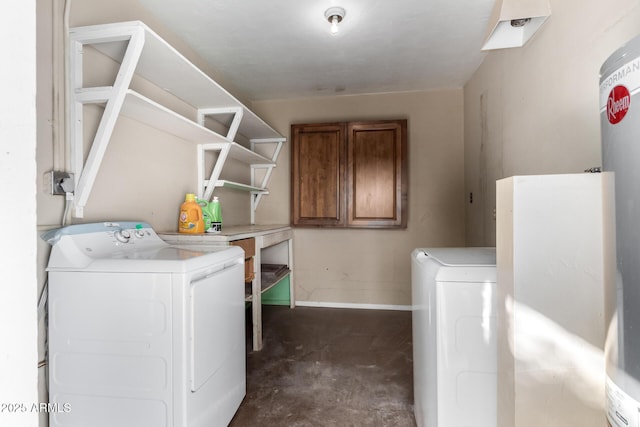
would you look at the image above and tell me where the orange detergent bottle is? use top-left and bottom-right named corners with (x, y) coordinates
top-left (178, 193), bottom-right (205, 233)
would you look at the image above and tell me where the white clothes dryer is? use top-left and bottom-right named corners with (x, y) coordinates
top-left (411, 247), bottom-right (497, 427)
top-left (44, 222), bottom-right (245, 427)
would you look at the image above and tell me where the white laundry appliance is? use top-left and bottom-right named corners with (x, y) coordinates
top-left (411, 247), bottom-right (497, 427)
top-left (43, 222), bottom-right (246, 427)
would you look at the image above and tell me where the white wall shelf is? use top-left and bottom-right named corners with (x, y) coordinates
top-left (120, 90), bottom-right (229, 143)
top-left (214, 180), bottom-right (269, 193)
top-left (68, 21), bottom-right (285, 219)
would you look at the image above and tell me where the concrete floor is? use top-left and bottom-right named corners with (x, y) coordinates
top-left (230, 305), bottom-right (416, 426)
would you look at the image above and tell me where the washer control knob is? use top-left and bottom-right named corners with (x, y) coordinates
top-left (135, 224), bottom-right (145, 239)
top-left (114, 229), bottom-right (131, 243)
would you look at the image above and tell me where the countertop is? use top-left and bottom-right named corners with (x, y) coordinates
top-left (158, 224), bottom-right (292, 243)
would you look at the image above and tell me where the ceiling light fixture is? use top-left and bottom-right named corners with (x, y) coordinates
top-left (325, 7), bottom-right (346, 35)
top-left (481, 0), bottom-right (551, 51)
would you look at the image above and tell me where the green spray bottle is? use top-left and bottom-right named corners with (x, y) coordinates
top-left (209, 196), bottom-right (222, 232)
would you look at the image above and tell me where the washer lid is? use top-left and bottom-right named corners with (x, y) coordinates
top-left (44, 221), bottom-right (242, 273)
top-left (420, 247), bottom-right (496, 267)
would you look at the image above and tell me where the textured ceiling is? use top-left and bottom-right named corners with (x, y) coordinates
top-left (137, 0), bottom-right (495, 101)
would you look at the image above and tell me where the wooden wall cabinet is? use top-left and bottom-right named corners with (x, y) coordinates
top-left (291, 120), bottom-right (407, 228)
top-left (291, 123), bottom-right (346, 227)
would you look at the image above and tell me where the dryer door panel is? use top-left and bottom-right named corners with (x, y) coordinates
top-left (189, 262), bottom-right (244, 391)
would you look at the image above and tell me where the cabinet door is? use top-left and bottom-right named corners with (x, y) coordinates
top-left (347, 120), bottom-right (407, 228)
top-left (291, 123), bottom-right (346, 226)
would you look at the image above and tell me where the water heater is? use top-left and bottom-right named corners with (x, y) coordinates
top-left (600, 34), bottom-right (640, 427)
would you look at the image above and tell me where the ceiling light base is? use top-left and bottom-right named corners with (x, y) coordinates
top-left (324, 7), bottom-right (345, 23)
top-left (325, 7), bottom-right (346, 35)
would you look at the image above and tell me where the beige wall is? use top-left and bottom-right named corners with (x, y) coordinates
top-left (465, 1), bottom-right (640, 424)
top-left (34, 0), bottom-right (467, 315)
top-left (464, 0), bottom-right (640, 246)
top-left (252, 91), bottom-right (465, 306)
top-left (41, 0), bottom-right (470, 311)
top-left (36, 1), bottom-right (465, 316)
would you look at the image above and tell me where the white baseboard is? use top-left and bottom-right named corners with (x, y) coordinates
top-left (294, 300), bottom-right (412, 311)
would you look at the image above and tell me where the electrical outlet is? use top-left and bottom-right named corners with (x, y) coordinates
top-left (50, 171), bottom-right (74, 195)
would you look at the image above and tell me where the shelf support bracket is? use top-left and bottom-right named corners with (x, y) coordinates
top-left (250, 138), bottom-right (286, 223)
top-left (196, 106), bottom-right (245, 202)
top-left (68, 26), bottom-right (145, 217)
top-left (197, 106), bottom-right (244, 142)
top-left (197, 143), bottom-right (231, 201)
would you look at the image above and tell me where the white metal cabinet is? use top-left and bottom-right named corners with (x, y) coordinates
top-left (496, 173), bottom-right (613, 427)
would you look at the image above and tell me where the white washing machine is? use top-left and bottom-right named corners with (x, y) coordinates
top-left (411, 247), bottom-right (497, 427)
top-left (44, 222), bottom-right (246, 427)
